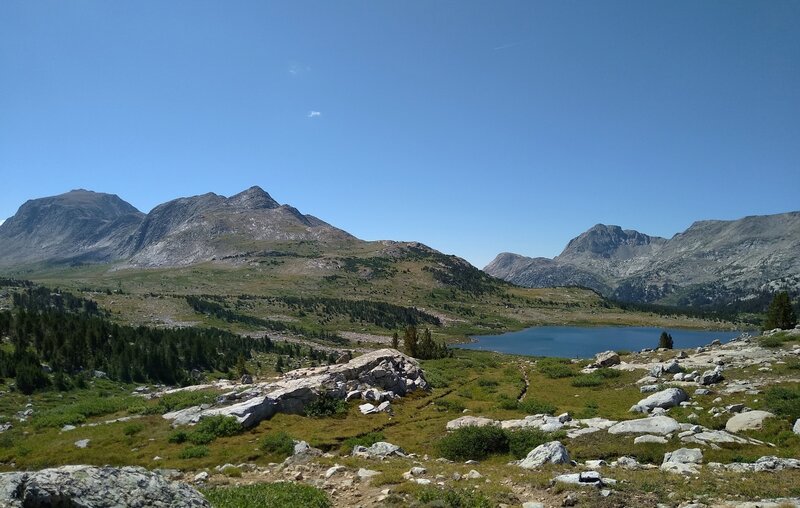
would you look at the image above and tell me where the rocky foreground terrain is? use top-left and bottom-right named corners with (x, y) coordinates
top-left (4, 331), bottom-right (800, 507)
top-left (485, 213), bottom-right (800, 305)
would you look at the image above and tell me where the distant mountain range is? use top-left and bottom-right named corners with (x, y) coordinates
top-left (484, 213), bottom-right (800, 305)
top-left (0, 187), bottom-right (355, 268)
top-left (3, 188), bottom-right (798, 309)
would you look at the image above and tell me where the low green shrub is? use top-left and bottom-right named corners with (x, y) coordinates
top-left (178, 445), bottom-right (209, 459)
top-left (537, 358), bottom-right (575, 379)
top-left (304, 394), bottom-right (347, 417)
top-left (122, 422), bottom-right (145, 436)
top-left (437, 425), bottom-right (509, 461)
top-left (416, 485), bottom-right (492, 507)
top-left (576, 401), bottom-right (599, 419)
top-left (260, 431), bottom-right (295, 459)
top-left (765, 385), bottom-right (800, 422)
top-left (202, 482), bottom-right (331, 508)
top-left (517, 398), bottom-right (557, 415)
top-left (168, 430), bottom-right (188, 444)
top-left (571, 374), bottom-right (604, 387)
top-left (497, 396), bottom-right (519, 410)
top-left (222, 466), bottom-right (242, 478)
top-left (760, 336), bottom-right (786, 348)
top-left (187, 415), bottom-right (242, 445)
top-left (435, 398), bottom-right (466, 412)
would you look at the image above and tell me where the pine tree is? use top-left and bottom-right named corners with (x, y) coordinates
top-left (658, 331), bottom-right (674, 349)
top-left (403, 325), bottom-right (418, 358)
top-left (391, 331), bottom-right (399, 350)
top-left (764, 292), bottom-right (798, 330)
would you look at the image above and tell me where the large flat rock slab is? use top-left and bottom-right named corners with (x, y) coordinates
top-left (608, 416), bottom-right (680, 436)
top-left (0, 465), bottom-right (209, 508)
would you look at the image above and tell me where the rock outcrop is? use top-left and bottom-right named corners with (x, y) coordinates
top-left (514, 441), bottom-right (571, 469)
top-left (164, 349), bottom-right (427, 428)
top-left (0, 465), bottom-right (209, 507)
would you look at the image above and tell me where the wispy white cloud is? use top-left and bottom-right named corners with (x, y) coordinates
top-left (289, 63), bottom-right (311, 76)
top-left (307, 111), bottom-right (321, 118)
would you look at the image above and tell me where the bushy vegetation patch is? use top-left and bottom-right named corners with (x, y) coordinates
top-left (517, 398), bottom-right (557, 415)
top-left (571, 368), bottom-right (621, 387)
top-left (260, 431), bottom-right (295, 459)
top-left (434, 398), bottom-right (466, 413)
top-left (765, 385), bottom-right (800, 422)
top-left (203, 482), bottom-right (331, 508)
top-left (304, 394), bottom-right (348, 418)
top-left (168, 415), bottom-right (241, 446)
top-left (178, 445), bottom-right (209, 459)
top-left (415, 485), bottom-right (492, 507)
top-left (122, 422), bottom-right (145, 436)
top-left (437, 426), bottom-right (509, 461)
top-left (536, 358), bottom-right (576, 379)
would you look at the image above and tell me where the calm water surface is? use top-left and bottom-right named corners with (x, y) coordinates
top-left (458, 326), bottom-right (742, 359)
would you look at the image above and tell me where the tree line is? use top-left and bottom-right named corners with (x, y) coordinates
top-left (0, 287), bottom-right (335, 394)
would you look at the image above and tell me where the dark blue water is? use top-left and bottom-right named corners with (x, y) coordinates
top-left (458, 326), bottom-right (742, 359)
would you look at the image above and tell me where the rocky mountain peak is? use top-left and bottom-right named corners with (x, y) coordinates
top-left (227, 186), bottom-right (280, 210)
top-left (0, 190), bottom-right (144, 265)
top-left (559, 224), bottom-right (663, 259)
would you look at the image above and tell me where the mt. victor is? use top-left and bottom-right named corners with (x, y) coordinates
top-left (0, 187), bottom-right (356, 268)
top-left (484, 213), bottom-right (800, 305)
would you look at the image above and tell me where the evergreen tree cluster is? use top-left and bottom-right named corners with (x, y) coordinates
top-left (401, 325), bottom-right (451, 360)
top-left (764, 292), bottom-right (798, 330)
top-left (0, 287), bottom-right (335, 394)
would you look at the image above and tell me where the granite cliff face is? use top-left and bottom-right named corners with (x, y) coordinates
top-left (0, 186), bottom-right (356, 268)
top-left (485, 213), bottom-right (800, 304)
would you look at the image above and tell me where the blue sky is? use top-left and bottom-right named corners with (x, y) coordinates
top-left (1, 1), bottom-right (798, 267)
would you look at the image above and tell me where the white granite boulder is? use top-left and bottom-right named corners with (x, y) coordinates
top-left (630, 388), bottom-right (688, 413)
top-left (608, 416), bottom-right (680, 436)
top-left (446, 415), bottom-right (499, 430)
top-left (593, 351), bottom-right (620, 368)
top-left (514, 441), bottom-right (570, 469)
top-left (725, 410), bottom-right (775, 433)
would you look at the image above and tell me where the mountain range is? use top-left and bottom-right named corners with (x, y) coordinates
top-left (2, 188), bottom-right (798, 309)
top-left (484, 214), bottom-right (800, 305)
top-left (0, 187), bottom-right (355, 268)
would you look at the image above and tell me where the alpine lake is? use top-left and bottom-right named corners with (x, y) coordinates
top-left (458, 325), bottom-right (744, 358)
